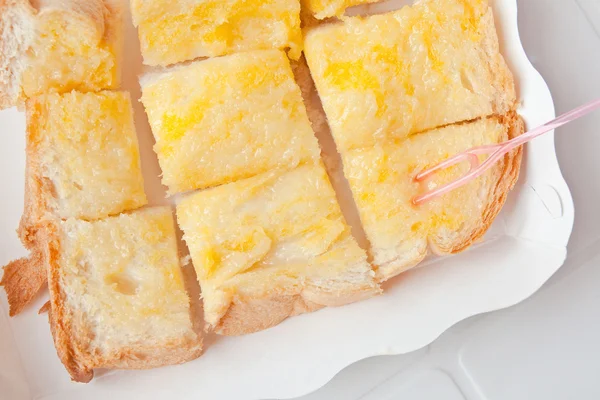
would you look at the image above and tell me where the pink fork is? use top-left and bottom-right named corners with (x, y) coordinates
top-left (412, 98), bottom-right (600, 206)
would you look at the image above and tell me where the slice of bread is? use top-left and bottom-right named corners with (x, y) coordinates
top-left (140, 49), bottom-right (321, 195)
top-left (304, 0), bottom-right (516, 151)
top-left (46, 207), bottom-right (202, 382)
top-left (302, 0), bottom-right (378, 19)
top-left (1, 90), bottom-right (147, 316)
top-left (176, 163), bottom-right (380, 335)
top-left (0, 0), bottom-right (123, 109)
top-left (343, 113), bottom-right (523, 281)
top-left (20, 90), bottom-right (147, 249)
top-left (131, 0), bottom-right (302, 66)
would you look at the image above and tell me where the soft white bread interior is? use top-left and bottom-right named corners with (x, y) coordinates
top-left (304, 0), bottom-right (516, 151)
top-left (176, 163), bottom-right (380, 335)
top-left (1, 90), bottom-right (147, 316)
top-left (343, 112), bottom-right (523, 281)
top-left (140, 49), bottom-right (321, 195)
top-left (0, 0), bottom-right (123, 109)
top-left (47, 207), bottom-right (202, 382)
top-left (130, 0), bottom-right (302, 66)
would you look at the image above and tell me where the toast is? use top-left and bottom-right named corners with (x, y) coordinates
top-left (2, 90), bottom-right (147, 316)
top-left (0, 0), bottom-right (123, 109)
top-left (46, 207), bottom-right (202, 382)
top-left (304, 0), bottom-right (516, 151)
top-left (343, 113), bottom-right (523, 281)
top-left (176, 163), bottom-right (380, 335)
top-left (302, 0), bottom-right (378, 19)
top-left (140, 49), bottom-right (320, 195)
top-left (131, 0), bottom-right (302, 66)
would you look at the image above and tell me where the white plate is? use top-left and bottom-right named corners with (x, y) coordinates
top-left (0, 1), bottom-right (574, 399)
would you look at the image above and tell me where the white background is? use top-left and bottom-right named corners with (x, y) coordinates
top-left (297, 1), bottom-right (600, 399)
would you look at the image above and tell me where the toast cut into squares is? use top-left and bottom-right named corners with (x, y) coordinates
top-left (141, 50), bottom-right (321, 195)
top-left (304, 0), bottom-right (516, 151)
top-left (131, 0), bottom-right (302, 66)
top-left (0, 0), bottom-right (123, 109)
top-left (343, 113), bottom-right (523, 281)
top-left (47, 207), bottom-right (203, 383)
top-left (177, 163), bottom-right (380, 335)
top-left (303, 0), bottom-right (379, 19)
top-left (20, 90), bottom-right (147, 244)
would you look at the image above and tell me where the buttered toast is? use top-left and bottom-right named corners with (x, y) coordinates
top-left (46, 207), bottom-right (202, 382)
top-left (177, 163), bottom-right (380, 335)
top-left (131, 0), bottom-right (303, 66)
top-left (0, 0), bottom-right (123, 109)
top-left (344, 113), bottom-right (523, 281)
top-left (141, 50), bottom-right (321, 195)
top-left (304, 0), bottom-right (515, 151)
top-left (2, 90), bottom-right (146, 316)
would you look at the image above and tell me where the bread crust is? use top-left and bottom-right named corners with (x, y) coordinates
top-left (0, 98), bottom-right (51, 316)
top-left (0, 249), bottom-right (46, 316)
top-left (214, 279), bottom-right (380, 335)
top-left (45, 220), bottom-right (203, 383)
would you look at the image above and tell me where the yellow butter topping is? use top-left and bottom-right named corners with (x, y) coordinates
top-left (32, 91), bottom-right (146, 220)
top-left (58, 208), bottom-right (195, 348)
top-left (141, 50), bottom-right (320, 194)
top-left (304, 0), bottom-right (513, 151)
top-left (177, 164), bottom-right (375, 326)
top-left (343, 117), bottom-right (509, 273)
top-left (132, 0), bottom-right (302, 66)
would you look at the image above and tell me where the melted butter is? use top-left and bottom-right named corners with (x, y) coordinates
top-left (138, 0), bottom-right (302, 65)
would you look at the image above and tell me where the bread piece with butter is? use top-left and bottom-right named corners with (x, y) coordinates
top-left (46, 207), bottom-right (202, 382)
top-left (177, 163), bottom-right (380, 335)
top-left (131, 0), bottom-right (302, 66)
top-left (343, 113), bottom-right (523, 281)
top-left (302, 0), bottom-right (378, 19)
top-left (141, 49), bottom-right (321, 195)
top-left (304, 0), bottom-right (516, 151)
top-left (0, 0), bottom-right (123, 109)
top-left (1, 90), bottom-right (147, 316)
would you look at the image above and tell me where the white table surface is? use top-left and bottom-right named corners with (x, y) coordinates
top-left (294, 1), bottom-right (600, 399)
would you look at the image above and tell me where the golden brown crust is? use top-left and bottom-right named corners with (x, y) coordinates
top-left (1, 98), bottom-right (53, 316)
top-left (45, 221), bottom-right (93, 382)
top-left (214, 293), bottom-right (324, 336)
top-left (0, 249), bottom-right (46, 316)
top-left (429, 111), bottom-right (524, 254)
top-left (213, 274), bottom-right (380, 336)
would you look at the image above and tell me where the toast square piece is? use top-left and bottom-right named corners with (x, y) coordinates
top-left (177, 163), bottom-right (380, 335)
top-left (131, 0), bottom-right (302, 66)
top-left (304, 0), bottom-right (378, 19)
top-left (141, 50), bottom-right (321, 195)
top-left (304, 0), bottom-right (516, 151)
top-left (48, 207), bottom-right (202, 382)
top-left (21, 90), bottom-right (147, 243)
top-left (343, 114), bottom-right (523, 281)
top-left (0, 0), bottom-right (123, 109)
